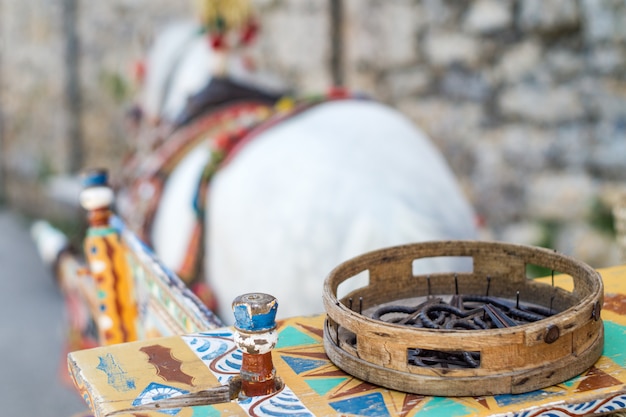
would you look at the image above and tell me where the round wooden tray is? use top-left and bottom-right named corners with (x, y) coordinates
top-left (322, 240), bottom-right (604, 396)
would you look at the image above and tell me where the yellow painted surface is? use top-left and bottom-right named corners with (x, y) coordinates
top-left (84, 228), bottom-right (138, 345)
top-left (68, 265), bottom-right (626, 416)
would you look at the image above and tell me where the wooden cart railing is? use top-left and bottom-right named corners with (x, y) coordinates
top-left (35, 169), bottom-right (222, 354)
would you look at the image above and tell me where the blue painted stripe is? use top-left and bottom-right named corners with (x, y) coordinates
top-left (233, 303), bottom-right (278, 331)
top-left (330, 392), bottom-right (390, 417)
top-left (281, 356), bottom-right (327, 375)
top-left (82, 171), bottom-right (108, 187)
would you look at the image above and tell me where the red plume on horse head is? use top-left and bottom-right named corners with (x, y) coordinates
top-left (192, 0), bottom-right (259, 51)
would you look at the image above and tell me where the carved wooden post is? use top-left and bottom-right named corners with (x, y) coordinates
top-left (80, 169), bottom-right (138, 345)
top-left (232, 293), bottom-right (279, 397)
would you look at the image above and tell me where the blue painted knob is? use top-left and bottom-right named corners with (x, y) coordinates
top-left (82, 168), bottom-right (109, 188)
top-left (232, 293), bottom-right (278, 332)
top-left (80, 169), bottom-right (114, 212)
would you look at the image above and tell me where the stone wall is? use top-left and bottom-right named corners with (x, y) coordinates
top-left (330, 0), bottom-right (626, 268)
top-left (1, 0), bottom-right (625, 267)
top-left (0, 0), bottom-right (192, 217)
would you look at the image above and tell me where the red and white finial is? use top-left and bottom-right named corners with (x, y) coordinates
top-left (232, 293), bottom-right (280, 397)
top-left (80, 169), bottom-right (114, 227)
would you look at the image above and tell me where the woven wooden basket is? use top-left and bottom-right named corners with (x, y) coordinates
top-left (322, 240), bottom-right (604, 396)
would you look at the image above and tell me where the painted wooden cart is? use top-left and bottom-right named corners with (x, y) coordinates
top-left (54, 172), bottom-right (626, 416)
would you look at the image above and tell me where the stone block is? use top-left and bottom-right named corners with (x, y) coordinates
top-left (253, 3), bottom-right (330, 91)
top-left (500, 222), bottom-right (546, 247)
top-left (587, 47), bottom-right (626, 75)
top-left (518, 0), bottom-right (581, 34)
top-left (587, 121), bottom-right (626, 180)
top-left (549, 124), bottom-right (592, 169)
top-left (383, 67), bottom-right (432, 101)
top-left (496, 125), bottom-right (554, 172)
top-left (463, 0), bottom-right (513, 34)
top-left (494, 40), bottom-right (542, 84)
top-left (398, 98), bottom-right (485, 146)
top-left (555, 223), bottom-right (621, 268)
top-left (344, 0), bottom-right (422, 69)
top-left (546, 49), bottom-right (584, 80)
top-left (423, 31), bottom-right (481, 68)
top-left (440, 67), bottom-right (492, 101)
top-left (527, 174), bottom-right (596, 222)
top-left (498, 85), bottom-right (585, 124)
top-left (580, 0), bottom-right (626, 43)
top-left (579, 78), bottom-right (626, 120)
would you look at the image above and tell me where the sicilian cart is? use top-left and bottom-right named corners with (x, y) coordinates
top-left (37, 171), bottom-right (626, 417)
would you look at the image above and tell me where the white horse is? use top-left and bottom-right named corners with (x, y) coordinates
top-left (121, 21), bottom-right (479, 323)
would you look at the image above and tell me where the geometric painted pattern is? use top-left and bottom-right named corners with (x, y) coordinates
top-left (178, 316), bottom-right (626, 417)
top-left (182, 329), bottom-right (315, 416)
top-left (329, 392), bottom-right (391, 416)
top-left (603, 321), bottom-right (626, 367)
top-left (95, 353), bottom-right (136, 392)
top-left (132, 382), bottom-right (189, 415)
top-left (67, 265), bottom-right (626, 416)
top-left (262, 316), bottom-right (626, 417)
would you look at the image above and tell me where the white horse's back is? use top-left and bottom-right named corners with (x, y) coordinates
top-left (133, 21), bottom-right (477, 323)
top-left (208, 99), bottom-right (477, 320)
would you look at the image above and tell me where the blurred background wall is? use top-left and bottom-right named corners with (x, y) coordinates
top-left (1, 0), bottom-right (625, 267)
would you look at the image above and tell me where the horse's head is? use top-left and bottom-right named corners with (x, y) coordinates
top-left (138, 21), bottom-right (214, 124)
top-left (135, 18), bottom-right (286, 127)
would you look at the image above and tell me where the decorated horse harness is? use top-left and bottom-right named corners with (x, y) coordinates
top-left (119, 76), bottom-right (356, 310)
